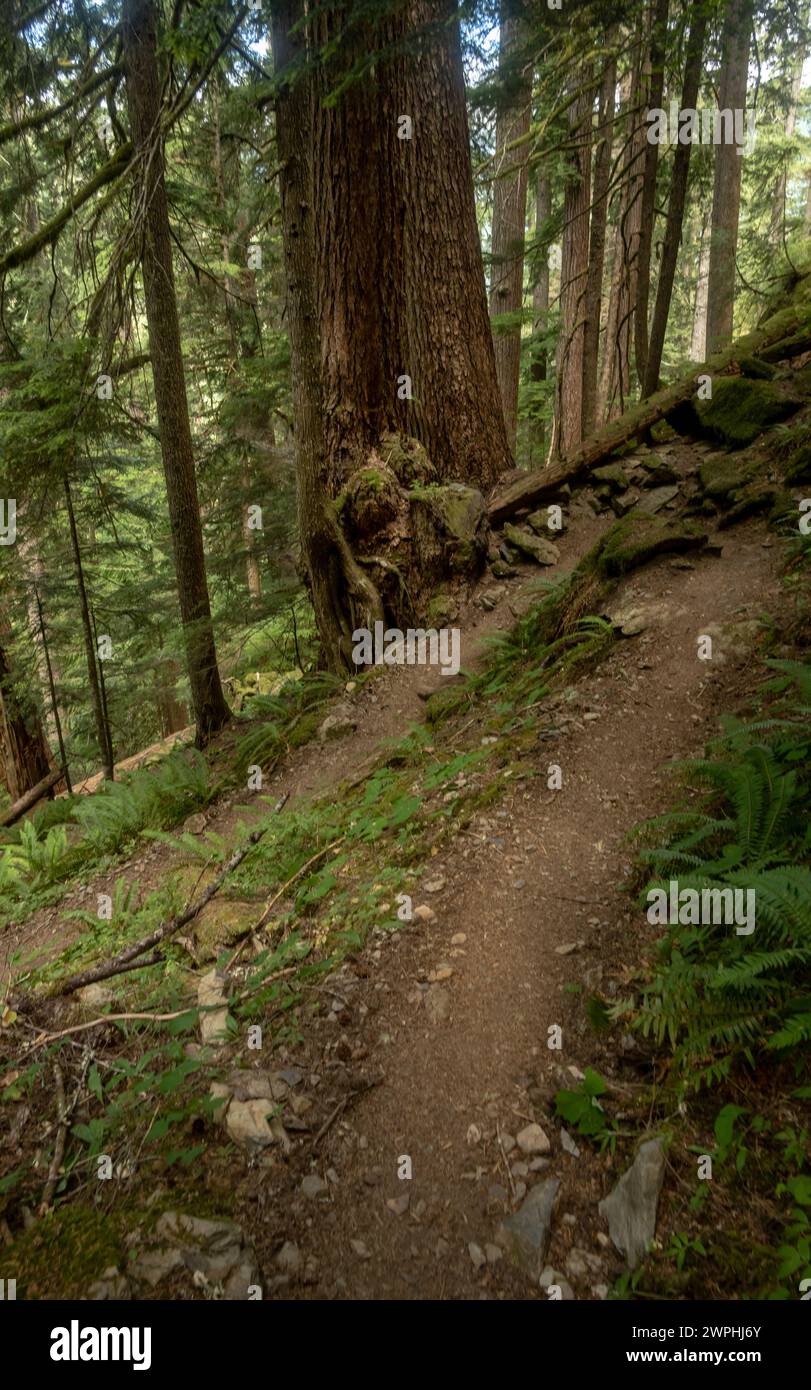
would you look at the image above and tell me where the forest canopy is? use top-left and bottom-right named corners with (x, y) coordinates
top-left (0, 0), bottom-right (808, 796)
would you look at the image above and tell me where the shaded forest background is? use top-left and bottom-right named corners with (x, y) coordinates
top-left (0, 0), bottom-right (809, 801)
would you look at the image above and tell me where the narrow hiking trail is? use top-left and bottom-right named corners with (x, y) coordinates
top-left (229, 514), bottom-right (781, 1301)
top-left (1, 435), bottom-right (793, 1302)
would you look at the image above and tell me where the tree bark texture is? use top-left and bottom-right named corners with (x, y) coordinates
top-left (122, 0), bottom-right (231, 742)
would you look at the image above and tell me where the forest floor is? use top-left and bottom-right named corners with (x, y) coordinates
top-left (0, 420), bottom-right (807, 1302)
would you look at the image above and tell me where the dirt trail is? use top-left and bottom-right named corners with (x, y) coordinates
top-left (2, 448), bottom-right (787, 1301)
top-left (0, 502), bottom-right (603, 983)
top-left (242, 515), bottom-right (782, 1300)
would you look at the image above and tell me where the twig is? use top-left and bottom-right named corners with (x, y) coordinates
top-left (228, 833), bottom-right (346, 969)
top-left (39, 1062), bottom-right (68, 1215)
top-left (497, 1120), bottom-right (517, 1200)
top-left (311, 1075), bottom-right (383, 1149)
top-left (312, 1096), bottom-right (348, 1148)
top-left (25, 1008), bottom-right (207, 1051)
top-left (24, 961), bottom-right (300, 1054)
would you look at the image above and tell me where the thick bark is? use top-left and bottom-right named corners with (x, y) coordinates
top-left (556, 73), bottom-right (592, 457)
top-left (582, 45), bottom-right (617, 436)
top-left (270, 0), bottom-right (383, 672)
top-left (599, 41), bottom-right (645, 422)
top-left (122, 0), bottom-right (230, 742)
top-left (488, 0), bottom-right (532, 454)
top-left (312, 1), bottom-right (511, 491)
top-left (392, 2), bottom-right (513, 486)
top-left (705, 0), bottom-right (753, 354)
top-left (634, 0), bottom-right (669, 389)
top-left (643, 1), bottom-right (709, 395)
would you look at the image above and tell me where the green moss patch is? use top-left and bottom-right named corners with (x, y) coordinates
top-left (593, 513), bottom-right (707, 578)
top-left (696, 377), bottom-right (802, 449)
top-left (0, 1203), bottom-right (126, 1300)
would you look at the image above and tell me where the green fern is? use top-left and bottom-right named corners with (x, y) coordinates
top-left (625, 661), bottom-right (811, 1092)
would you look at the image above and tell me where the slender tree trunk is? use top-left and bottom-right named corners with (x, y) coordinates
top-left (34, 587), bottom-right (71, 795)
top-left (488, 0), bottom-right (532, 454)
top-left (122, 0), bottom-right (230, 742)
top-left (769, 17), bottom-right (808, 248)
top-left (90, 602), bottom-right (114, 773)
top-left (691, 220), bottom-right (711, 359)
top-left (556, 71), bottom-right (592, 457)
top-left (582, 44), bottom-right (617, 436)
top-left (64, 477), bottom-right (114, 781)
top-left (705, 0), bottom-right (753, 354)
top-left (643, 1), bottom-right (709, 395)
top-left (634, 0), bottom-right (669, 389)
top-left (530, 174), bottom-right (551, 462)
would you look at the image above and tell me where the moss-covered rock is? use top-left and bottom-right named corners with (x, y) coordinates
top-left (0, 1203), bottom-right (127, 1300)
top-left (503, 522), bottom-right (559, 565)
top-left (592, 463), bottom-right (629, 491)
top-left (409, 482), bottom-right (488, 578)
top-left (194, 899), bottom-right (257, 962)
top-left (699, 451), bottom-right (760, 500)
top-left (696, 376), bottom-right (802, 448)
top-left (594, 513), bottom-right (707, 578)
top-left (426, 592), bottom-right (460, 626)
top-left (527, 506), bottom-right (567, 536)
top-left (737, 356), bottom-right (775, 380)
top-left (638, 453), bottom-right (678, 485)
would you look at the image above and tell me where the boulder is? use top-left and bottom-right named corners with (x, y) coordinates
top-left (502, 523), bottom-right (559, 566)
top-left (496, 1177), bottom-right (560, 1279)
top-left (598, 1137), bottom-right (665, 1269)
top-left (696, 376), bottom-right (802, 449)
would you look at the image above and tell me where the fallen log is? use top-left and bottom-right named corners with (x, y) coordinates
top-left (487, 300), bottom-right (809, 527)
top-left (0, 765), bottom-right (67, 829)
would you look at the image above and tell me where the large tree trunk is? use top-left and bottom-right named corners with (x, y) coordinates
top-left (270, 0), bottom-right (384, 672)
top-left (122, 0), bottom-right (230, 743)
top-left (643, 1), bottom-right (709, 395)
top-left (272, 1), bottom-right (508, 665)
top-left (705, 0), bottom-right (753, 354)
top-left (634, 0), bottom-right (669, 390)
top-left (312, 1), bottom-right (512, 492)
top-left (599, 38), bottom-right (645, 422)
top-left (488, 0), bottom-right (532, 454)
top-left (556, 71), bottom-right (592, 457)
top-left (391, 2), bottom-right (513, 487)
top-left (582, 43), bottom-right (617, 437)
